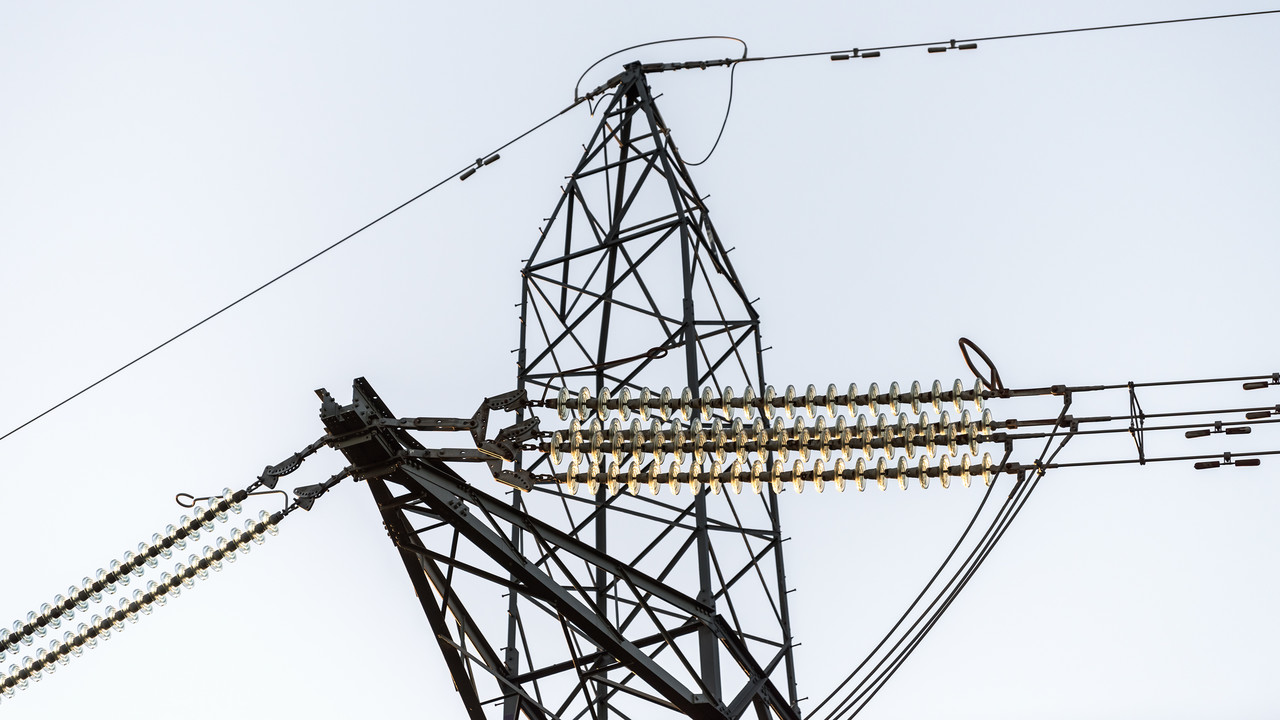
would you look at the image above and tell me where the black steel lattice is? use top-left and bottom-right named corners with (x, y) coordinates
top-left (361, 65), bottom-right (799, 720)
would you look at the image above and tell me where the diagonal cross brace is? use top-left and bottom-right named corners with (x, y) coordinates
top-left (393, 460), bottom-right (729, 720)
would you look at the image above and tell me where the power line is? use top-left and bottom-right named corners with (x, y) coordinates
top-left (613, 9), bottom-right (1280, 76)
top-left (743, 9), bottom-right (1280, 64)
top-left (0, 98), bottom-right (583, 446)
top-left (594, 11), bottom-right (1280, 169)
top-left (6, 8), bottom-right (1277, 446)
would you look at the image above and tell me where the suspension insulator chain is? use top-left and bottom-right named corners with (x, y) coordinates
top-left (0, 485), bottom-right (293, 702)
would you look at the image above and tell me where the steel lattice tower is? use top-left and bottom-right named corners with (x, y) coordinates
top-left (355, 64), bottom-right (799, 720)
top-left (3, 50), bottom-right (1278, 720)
top-left (515, 60), bottom-right (797, 711)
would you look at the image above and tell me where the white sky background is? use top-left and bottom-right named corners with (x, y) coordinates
top-left (2, 2), bottom-right (1278, 718)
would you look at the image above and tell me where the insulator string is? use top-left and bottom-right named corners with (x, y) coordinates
top-left (0, 504), bottom-right (286, 701)
top-left (0, 487), bottom-right (248, 658)
top-left (0, 475), bottom-right (305, 704)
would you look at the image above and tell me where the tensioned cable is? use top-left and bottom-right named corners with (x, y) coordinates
top-left (803, 464), bottom-right (1003, 719)
top-left (842, 433), bottom-right (1072, 717)
top-left (846, 470), bottom-right (1046, 718)
top-left (808, 401), bottom-right (1069, 719)
top-left (733, 9), bottom-right (1280, 65)
top-left (828, 408), bottom-right (1073, 719)
top-left (6, 9), bottom-right (1277, 446)
top-left (0, 99), bottom-right (584, 446)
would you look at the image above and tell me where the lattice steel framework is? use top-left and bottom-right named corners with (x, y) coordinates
top-left (360, 64), bottom-right (799, 720)
top-left (5, 63), bottom-right (1277, 720)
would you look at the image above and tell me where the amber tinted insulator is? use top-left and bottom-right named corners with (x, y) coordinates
top-left (550, 431), bottom-right (564, 465)
top-left (774, 417), bottom-right (790, 462)
top-left (617, 387), bottom-right (631, 421)
top-left (587, 462), bottom-right (601, 495)
top-left (557, 387), bottom-right (572, 421)
top-left (614, 465), bottom-right (631, 496)
top-left (597, 387), bottom-right (611, 420)
top-left (566, 462), bottom-right (580, 494)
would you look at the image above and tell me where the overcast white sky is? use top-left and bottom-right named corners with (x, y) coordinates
top-left (2, 2), bottom-right (1278, 718)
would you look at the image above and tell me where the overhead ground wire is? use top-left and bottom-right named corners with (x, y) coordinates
top-left (735, 9), bottom-right (1280, 64)
top-left (4, 8), bottom-right (1276, 445)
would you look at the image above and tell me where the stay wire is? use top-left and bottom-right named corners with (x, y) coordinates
top-left (0, 98), bottom-right (584, 447)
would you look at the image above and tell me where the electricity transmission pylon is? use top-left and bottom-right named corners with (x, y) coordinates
top-left (351, 63), bottom-right (798, 720)
top-left (4, 59), bottom-right (1277, 720)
